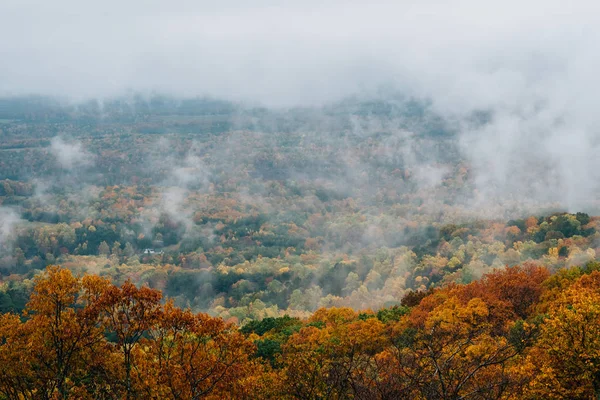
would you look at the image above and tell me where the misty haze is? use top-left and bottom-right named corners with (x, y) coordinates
top-left (1, 1), bottom-right (600, 399)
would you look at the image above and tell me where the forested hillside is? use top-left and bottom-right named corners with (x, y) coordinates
top-left (2, 96), bottom-right (597, 321)
top-left (1, 95), bottom-right (600, 398)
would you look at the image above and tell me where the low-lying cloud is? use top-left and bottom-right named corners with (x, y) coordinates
top-left (0, 207), bottom-right (22, 254)
top-left (2, 0), bottom-right (600, 214)
top-left (50, 137), bottom-right (95, 170)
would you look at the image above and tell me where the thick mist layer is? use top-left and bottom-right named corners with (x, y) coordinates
top-left (1, 1), bottom-right (598, 105)
top-left (2, 1), bottom-right (600, 210)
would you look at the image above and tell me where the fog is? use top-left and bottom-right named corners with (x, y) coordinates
top-left (50, 137), bottom-right (95, 170)
top-left (1, 0), bottom-right (597, 106)
top-left (2, 0), bottom-right (600, 212)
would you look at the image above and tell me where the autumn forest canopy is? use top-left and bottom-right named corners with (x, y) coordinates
top-left (1, 93), bottom-right (600, 399)
top-left (3, 0), bottom-right (600, 396)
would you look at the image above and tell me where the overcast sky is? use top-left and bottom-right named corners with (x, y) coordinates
top-left (1, 0), bottom-right (598, 109)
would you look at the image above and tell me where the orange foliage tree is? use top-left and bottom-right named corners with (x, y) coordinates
top-left (0, 266), bottom-right (262, 399)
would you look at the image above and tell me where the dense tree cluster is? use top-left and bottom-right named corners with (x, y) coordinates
top-left (1, 264), bottom-right (600, 399)
top-left (1, 207), bottom-right (598, 322)
top-left (0, 267), bottom-right (264, 399)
